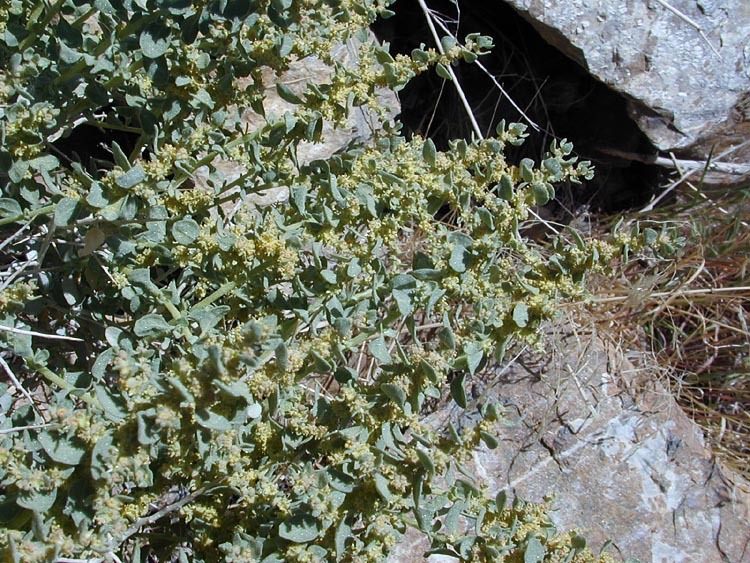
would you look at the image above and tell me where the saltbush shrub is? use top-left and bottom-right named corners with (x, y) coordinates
top-left (0, 0), bottom-right (631, 561)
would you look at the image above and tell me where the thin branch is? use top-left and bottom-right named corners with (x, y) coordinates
top-left (0, 354), bottom-right (39, 413)
top-left (593, 285), bottom-right (750, 304)
top-left (474, 60), bottom-right (542, 132)
top-left (652, 0), bottom-right (722, 60)
top-left (0, 422), bottom-right (58, 435)
top-left (118, 479), bottom-right (224, 545)
top-left (416, 0), bottom-right (484, 140)
top-left (0, 257), bottom-right (36, 292)
top-left (0, 220), bottom-right (31, 254)
top-left (0, 325), bottom-right (83, 342)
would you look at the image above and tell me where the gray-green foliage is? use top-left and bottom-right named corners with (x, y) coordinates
top-left (0, 0), bottom-right (623, 561)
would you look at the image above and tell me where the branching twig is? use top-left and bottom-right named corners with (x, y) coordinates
top-left (0, 220), bottom-right (31, 254)
top-left (118, 479), bottom-right (224, 545)
top-left (600, 148), bottom-right (750, 176)
top-left (428, 9), bottom-right (541, 132)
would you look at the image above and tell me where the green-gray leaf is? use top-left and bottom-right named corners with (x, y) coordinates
top-left (54, 197), bottom-right (79, 227)
top-left (381, 383), bottom-right (406, 407)
top-left (38, 432), bottom-right (86, 466)
top-left (276, 83), bottom-right (303, 104)
top-left (0, 198), bottom-right (22, 218)
top-left (543, 157), bottom-right (563, 181)
top-left (449, 245), bottom-right (471, 273)
top-left (335, 519), bottom-right (351, 559)
top-left (416, 448), bottom-right (435, 474)
top-left (392, 289), bottom-right (413, 316)
top-left (480, 430), bottom-right (499, 449)
top-left (532, 183), bottom-right (551, 206)
top-left (520, 158), bottom-right (535, 183)
top-left (172, 217), bottom-right (201, 244)
top-left (279, 513), bottom-right (319, 543)
top-left (95, 385), bottom-right (128, 422)
top-left (498, 175), bottom-right (514, 200)
top-left (374, 473), bottom-right (392, 502)
top-left (524, 536), bottom-right (546, 563)
top-left (450, 372), bottom-right (467, 408)
top-left (115, 165), bottom-right (145, 189)
top-left (195, 408), bottom-right (232, 431)
top-left (423, 138), bottom-right (437, 166)
top-left (464, 342), bottom-right (484, 375)
top-left (17, 489), bottom-right (57, 512)
top-left (444, 501), bottom-right (465, 534)
top-left (495, 490), bottom-right (508, 512)
top-left (134, 314), bottom-right (173, 337)
top-left (91, 431), bottom-right (116, 480)
top-left (368, 335), bottom-right (391, 364)
top-left (512, 302), bottom-right (529, 328)
top-left (435, 62), bottom-right (452, 80)
top-left (140, 24), bottom-right (171, 58)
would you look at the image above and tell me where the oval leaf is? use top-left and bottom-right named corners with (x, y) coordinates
top-left (0, 198), bottom-right (22, 218)
top-left (172, 217), bottom-right (201, 244)
top-left (134, 313), bottom-right (173, 337)
top-left (368, 335), bottom-right (392, 364)
top-left (512, 302), bottom-right (529, 328)
top-left (423, 139), bottom-right (437, 166)
top-left (449, 246), bottom-right (471, 273)
top-left (279, 513), bottom-right (319, 543)
top-left (435, 62), bottom-right (452, 80)
top-left (38, 432), bottom-right (86, 466)
top-left (17, 489), bottom-right (57, 513)
top-left (54, 197), bottom-right (80, 227)
top-left (524, 536), bottom-right (546, 563)
top-left (450, 372), bottom-right (467, 408)
top-left (374, 473), bottom-right (392, 502)
top-left (195, 408), bottom-right (232, 431)
top-left (115, 165), bottom-right (146, 189)
top-left (140, 24), bottom-right (171, 58)
top-left (381, 383), bottom-right (406, 407)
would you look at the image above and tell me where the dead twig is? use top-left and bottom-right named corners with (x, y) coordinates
top-left (0, 422), bottom-right (58, 435)
top-left (652, 0), bottom-right (722, 60)
top-left (0, 325), bottom-right (83, 342)
top-left (600, 148), bottom-right (750, 177)
top-left (428, 9), bottom-right (541, 132)
top-left (636, 139), bottom-right (750, 213)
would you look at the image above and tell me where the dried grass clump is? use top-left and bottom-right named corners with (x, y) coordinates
top-left (591, 185), bottom-right (750, 480)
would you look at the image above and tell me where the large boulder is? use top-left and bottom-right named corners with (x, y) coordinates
top-left (500, 0), bottom-right (750, 185)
